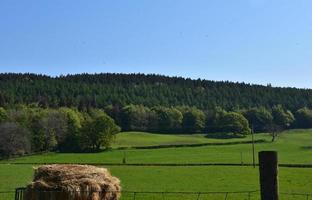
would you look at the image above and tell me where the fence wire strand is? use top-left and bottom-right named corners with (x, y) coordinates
top-left (0, 188), bottom-right (310, 200)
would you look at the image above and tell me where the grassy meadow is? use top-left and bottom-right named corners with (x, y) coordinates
top-left (1, 129), bottom-right (312, 199)
top-left (112, 131), bottom-right (259, 147)
top-left (3, 129), bottom-right (312, 165)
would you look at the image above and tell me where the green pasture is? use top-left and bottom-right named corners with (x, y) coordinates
top-left (1, 129), bottom-right (312, 199)
top-left (112, 131), bottom-right (259, 148)
top-left (0, 165), bottom-right (312, 199)
top-left (3, 129), bottom-right (312, 165)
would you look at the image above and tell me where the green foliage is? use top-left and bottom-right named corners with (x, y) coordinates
top-left (242, 107), bottom-right (273, 132)
top-left (39, 109), bottom-right (67, 151)
top-left (152, 106), bottom-right (183, 132)
top-left (0, 107), bottom-right (8, 123)
top-left (294, 107), bottom-right (312, 128)
top-left (1, 100), bottom-right (312, 157)
top-left (0, 122), bottom-right (30, 158)
top-left (7, 106), bottom-right (33, 129)
top-left (58, 108), bottom-right (83, 152)
top-left (120, 105), bottom-right (151, 131)
top-left (272, 105), bottom-right (295, 128)
top-left (29, 111), bottom-right (46, 152)
top-left (266, 105), bottom-right (295, 141)
top-left (182, 108), bottom-right (206, 133)
top-left (1, 73), bottom-right (312, 111)
top-left (205, 107), bottom-right (227, 132)
top-left (217, 112), bottom-right (251, 135)
top-left (0, 106), bottom-right (122, 157)
top-left (81, 110), bottom-right (120, 150)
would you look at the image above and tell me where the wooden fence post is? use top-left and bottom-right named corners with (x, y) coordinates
top-left (258, 151), bottom-right (279, 200)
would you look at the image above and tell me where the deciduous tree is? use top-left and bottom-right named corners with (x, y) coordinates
top-left (81, 111), bottom-right (120, 150)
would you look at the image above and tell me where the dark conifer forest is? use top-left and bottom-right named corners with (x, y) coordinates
top-left (0, 73), bottom-right (311, 111)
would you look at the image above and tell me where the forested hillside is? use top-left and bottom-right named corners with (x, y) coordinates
top-left (1, 73), bottom-right (312, 111)
top-left (2, 73), bottom-right (312, 157)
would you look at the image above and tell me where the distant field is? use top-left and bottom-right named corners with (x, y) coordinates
top-left (1, 129), bottom-right (312, 199)
top-left (112, 131), bottom-right (262, 148)
top-left (3, 129), bottom-right (312, 165)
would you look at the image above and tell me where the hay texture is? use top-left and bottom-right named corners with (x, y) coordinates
top-left (24, 164), bottom-right (121, 200)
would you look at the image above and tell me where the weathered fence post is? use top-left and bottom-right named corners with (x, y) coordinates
top-left (259, 151), bottom-right (279, 200)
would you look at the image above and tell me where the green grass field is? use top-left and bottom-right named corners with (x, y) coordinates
top-left (1, 165), bottom-right (312, 199)
top-left (1, 129), bottom-right (312, 199)
top-left (112, 131), bottom-right (260, 148)
top-left (3, 129), bottom-right (312, 165)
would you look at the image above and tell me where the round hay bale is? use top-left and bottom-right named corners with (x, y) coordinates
top-left (24, 164), bottom-right (121, 200)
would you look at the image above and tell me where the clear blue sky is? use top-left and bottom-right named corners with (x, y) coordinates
top-left (0, 0), bottom-right (311, 88)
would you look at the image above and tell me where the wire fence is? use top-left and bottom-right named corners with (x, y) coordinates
top-left (0, 188), bottom-right (306, 200)
top-left (3, 189), bottom-right (260, 200)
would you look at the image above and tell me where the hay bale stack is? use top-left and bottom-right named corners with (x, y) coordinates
top-left (24, 164), bottom-right (121, 200)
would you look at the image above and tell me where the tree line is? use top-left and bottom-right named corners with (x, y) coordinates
top-left (1, 104), bottom-right (312, 158)
top-left (1, 73), bottom-right (312, 111)
top-left (0, 106), bottom-right (120, 158)
top-left (107, 104), bottom-right (306, 135)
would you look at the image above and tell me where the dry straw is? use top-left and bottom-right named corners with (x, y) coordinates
top-left (24, 164), bottom-right (121, 200)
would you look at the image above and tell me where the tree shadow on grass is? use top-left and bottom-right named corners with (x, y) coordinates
top-left (57, 148), bottom-right (113, 154)
top-left (301, 146), bottom-right (312, 150)
top-left (205, 132), bottom-right (246, 139)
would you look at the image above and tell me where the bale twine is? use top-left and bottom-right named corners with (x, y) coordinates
top-left (24, 164), bottom-right (121, 200)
